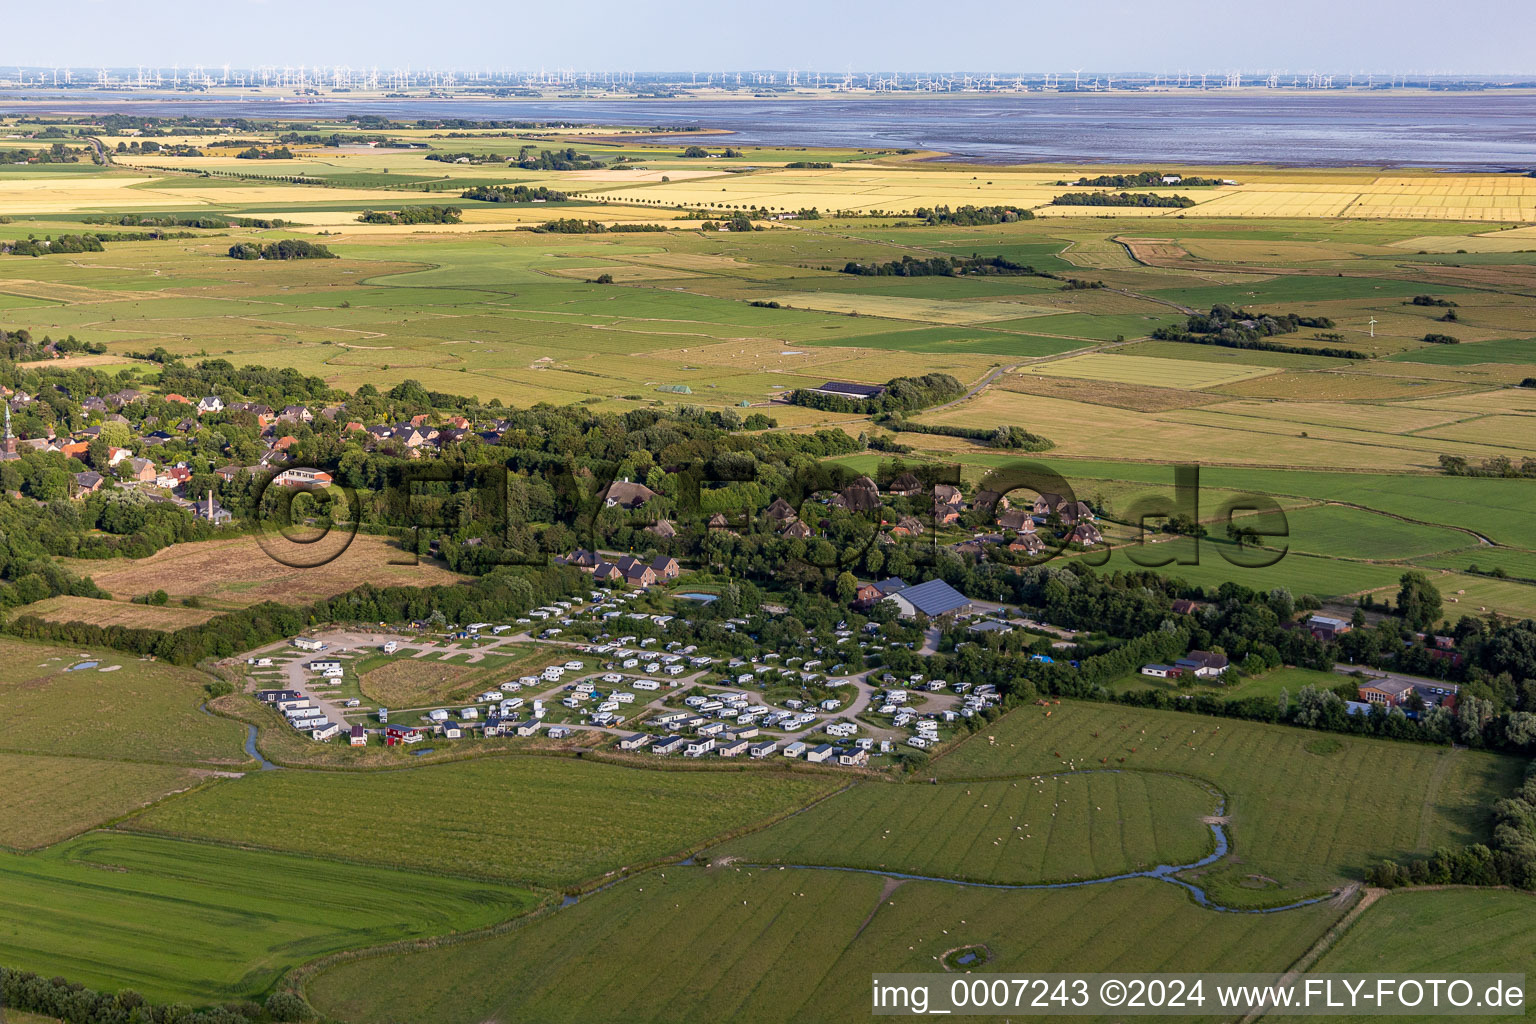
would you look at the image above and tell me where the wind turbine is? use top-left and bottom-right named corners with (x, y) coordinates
top-left (1367, 318), bottom-right (1378, 338)
top-left (1071, 68), bottom-right (1083, 91)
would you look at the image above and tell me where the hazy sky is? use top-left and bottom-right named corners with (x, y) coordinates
top-left (6, 0), bottom-right (1532, 74)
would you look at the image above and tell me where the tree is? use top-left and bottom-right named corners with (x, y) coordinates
top-left (1396, 571), bottom-right (1443, 631)
top-left (835, 570), bottom-right (859, 606)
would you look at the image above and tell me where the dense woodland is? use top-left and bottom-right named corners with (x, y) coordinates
top-left (788, 373), bottom-right (966, 414)
top-left (1152, 305), bottom-right (1363, 358)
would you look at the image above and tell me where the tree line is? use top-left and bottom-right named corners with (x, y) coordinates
top-left (1051, 191), bottom-right (1196, 208)
top-left (460, 185), bottom-right (568, 203)
top-left (357, 206), bottom-right (462, 225)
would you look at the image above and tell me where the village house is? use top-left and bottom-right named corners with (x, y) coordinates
top-left (615, 555), bottom-right (658, 588)
top-left (887, 471), bottom-right (923, 497)
top-left (196, 396), bottom-right (224, 415)
top-left (1070, 522), bottom-right (1104, 546)
top-left (765, 497), bottom-right (797, 523)
top-left (601, 479), bottom-right (659, 509)
top-left (779, 518), bottom-right (813, 539)
top-left (1174, 651), bottom-right (1228, 678)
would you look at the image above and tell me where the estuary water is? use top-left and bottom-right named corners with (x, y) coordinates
top-left (3, 91), bottom-right (1536, 168)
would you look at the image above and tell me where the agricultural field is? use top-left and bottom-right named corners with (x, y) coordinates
top-left (20, 595), bottom-right (223, 630)
top-left (0, 639), bottom-right (248, 766)
top-left (2, 117), bottom-right (1534, 1024)
top-left (1267, 889), bottom-right (1536, 1024)
top-left (306, 862), bottom-right (1343, 1024)
top-left (61, 533), bottom-right (464, 611)
top-left (122, 755), bottom-right (843, 888)
top-left (932, 700), bottom-right (1521, 908)
top-left (0, 753), bottom-right (213, 849)
top-left (717, 771), bottom-right (1217, 884)
top-left (1021, 352), bottom-right (1279, 388)
top-left (0, 832), bottom-right (537, 1004)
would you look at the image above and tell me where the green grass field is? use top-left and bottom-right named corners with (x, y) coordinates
top-left (123, 756), bottom-right (842, 888)
top-left (717, 771), bottom-right (1215, 884)
top-left (0, 753), bottom-right (211, 850)
top-left (0, 639), bottom-right (248, 767)
top-left (306, 864), bottom-right (1343, 1024)
top-left (1388, 336), bottom-right (1536, 365)
top-left (933, 701), bottom-right (1521, 907)
top-left (0, 832), bottom-right (537, 1003)
top-left (1269, 888), bottom-right (1536, 1024)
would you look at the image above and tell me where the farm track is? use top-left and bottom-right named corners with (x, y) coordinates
top-left (1240, 885), bottom-right (1382, 1024)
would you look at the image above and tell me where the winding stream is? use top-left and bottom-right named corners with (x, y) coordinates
top-left (720, 771), bottom-right (1334, 914)
top-left (197, 702), bottom-right (279, 771)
